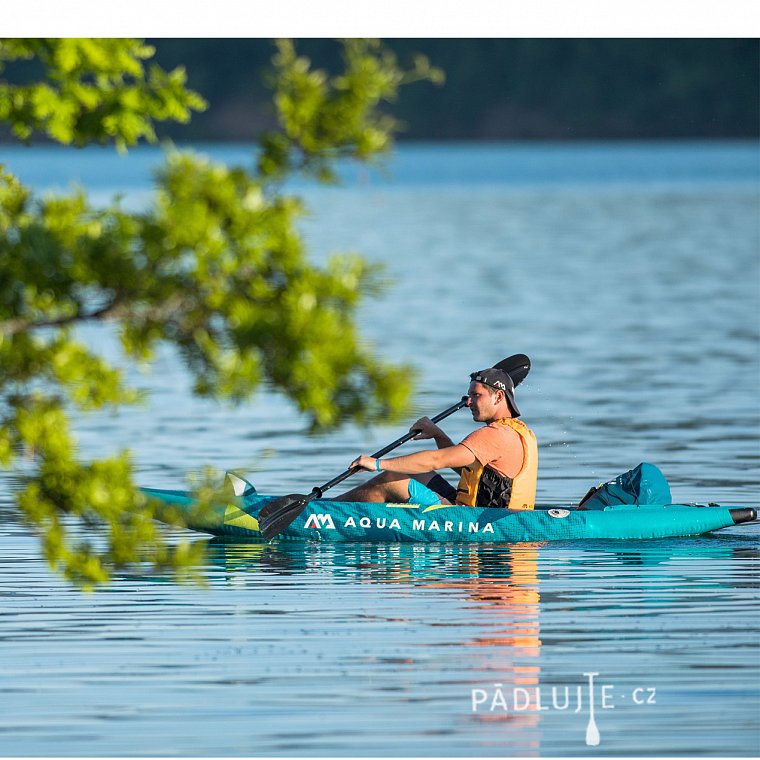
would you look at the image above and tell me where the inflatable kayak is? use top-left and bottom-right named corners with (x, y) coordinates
top-left (142, 476), bottom-right (756, 543)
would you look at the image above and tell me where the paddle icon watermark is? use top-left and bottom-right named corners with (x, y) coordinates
top-left (470, 672), bottom-right (657, 746)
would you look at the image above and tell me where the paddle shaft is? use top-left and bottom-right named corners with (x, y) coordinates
top-left (312, 396), bottom-right (468, 497)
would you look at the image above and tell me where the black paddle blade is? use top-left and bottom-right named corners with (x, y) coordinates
top-left (495, 353), bottom-right (531, 386)
top-left (258, 493), bottom-right (312, 540)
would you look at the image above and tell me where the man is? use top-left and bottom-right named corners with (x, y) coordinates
top-left (338, 368), bottom-right (538, 510)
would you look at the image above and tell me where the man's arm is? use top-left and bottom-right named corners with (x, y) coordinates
top-left (351, 444), bottom-right (475, 475)
top-left (410, 416), bottom-right (456, 450)
top-left (408, 416), bottom-right (466, 473)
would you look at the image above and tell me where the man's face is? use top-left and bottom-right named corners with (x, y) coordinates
top-left (467, 381), bottom-right (502, 422)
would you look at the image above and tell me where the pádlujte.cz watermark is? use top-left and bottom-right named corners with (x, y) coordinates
top-left (471, 672), bottom-right (656, 746)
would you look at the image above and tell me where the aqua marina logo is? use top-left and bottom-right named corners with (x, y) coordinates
top-left (303, 512), bottom-right (495, 534)
top-left (471, 672), bottom-right (657, 746)
top-left (304, 513), bottom-right (335, 529)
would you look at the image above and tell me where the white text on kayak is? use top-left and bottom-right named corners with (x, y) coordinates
top-left (303, 513), bottom-right (495, 534)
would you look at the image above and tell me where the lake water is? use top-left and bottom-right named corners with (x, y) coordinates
top-left (1, 142), bottom-right (758, 757)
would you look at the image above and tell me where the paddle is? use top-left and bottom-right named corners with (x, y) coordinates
top-left (257, 353), bottom-right (531, 539)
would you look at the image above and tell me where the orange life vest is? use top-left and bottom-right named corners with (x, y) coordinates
top-left (456, 418), bottom-right (538, 510)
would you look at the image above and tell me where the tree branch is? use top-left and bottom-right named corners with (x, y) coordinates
top-left (0, 298), bottom-right (125, 337)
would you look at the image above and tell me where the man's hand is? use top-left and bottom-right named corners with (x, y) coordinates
top-left (409, 416), bottom-right (443, 440)
top-left (350, 454), bottom-right (378, 471)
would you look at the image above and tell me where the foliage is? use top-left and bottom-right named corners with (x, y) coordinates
top-left (0, 38), bottom-right (205, 150)
top-left (0, 38), bottom-right (440, 586)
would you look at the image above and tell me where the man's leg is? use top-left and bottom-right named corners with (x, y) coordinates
top-left (337, 471), bottom-right (444, 503)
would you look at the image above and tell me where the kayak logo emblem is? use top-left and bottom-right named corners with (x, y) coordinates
top-left (304, 513), bottom-right (335, 530)
top-left (548, 508), bottom-right (570, 518)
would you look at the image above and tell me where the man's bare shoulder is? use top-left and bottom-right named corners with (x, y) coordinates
top-left (463, 422), bottom-right (520, 447)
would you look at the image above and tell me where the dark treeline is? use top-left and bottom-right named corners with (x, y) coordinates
top-left (146, 39), bottom-right (759, 142)
top-left (1, 39), bottom-right (756, 143)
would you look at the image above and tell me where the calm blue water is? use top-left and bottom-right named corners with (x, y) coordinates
top-left (1, 142), bottom-right (758, 756)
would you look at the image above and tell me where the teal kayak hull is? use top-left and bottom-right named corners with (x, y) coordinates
top-left (142, 486), bottom-right (756, 542)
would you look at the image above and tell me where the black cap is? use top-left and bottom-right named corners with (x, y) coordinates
top-left (469, 368), bottom-right (521, 417)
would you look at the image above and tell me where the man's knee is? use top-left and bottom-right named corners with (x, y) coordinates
top-left (377, 473), bottom-right (413, 502)
top-left (369, 470), bottom-right (436, 503)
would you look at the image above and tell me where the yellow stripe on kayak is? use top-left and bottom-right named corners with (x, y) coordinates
top-left (422, 503), bottom-right (460, 512)
top-left (224, 503), bottom-right (260, 532)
